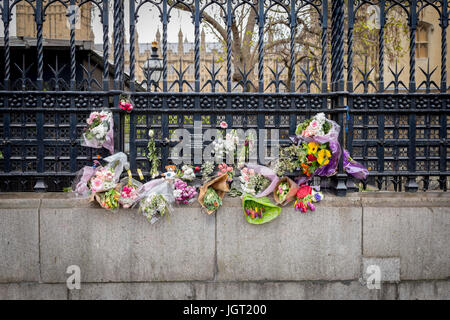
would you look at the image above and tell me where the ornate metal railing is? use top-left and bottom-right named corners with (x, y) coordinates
top-left (0, 0), bottom-right (448, 194)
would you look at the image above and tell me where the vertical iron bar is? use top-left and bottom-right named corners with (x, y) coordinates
top-left (162, 0), bottom-right (168, 92)
top-left (406, 2), bottom-right (418, 191)
top-left (69, 0), bottom-right (76, 90)
top-left (2, 0), bottom-right (10, 89)
top-left (113, 0), bottom-right (123, 154)
top-left (378, 0), bottom-right (385, 92)
top-left (161, 1), bottom-right (169, 169)
top-left (289, 0), bottom-right (296, 92)
top-left (257, 0), bottom-right (264, 92)
top-left (193, 0), bottom-right (201, 165)
top-left (331, 0), bottom-right (347, 196)
top-left (346, 0), bottom-right (354, 92)
top-left (36, 0), bottom-right (44, 90)
top-left (194, 0), bottom-right (200, 92)
top-left (103, 0), bottom-right (109, 91)
top-left (113, 0), bottom-right (122, 90)
top-left (441, 0), bottom-right (448, 92)
top-left (34, 0), bottom-right (46, 191)
top-left (226, 0), bottom-right (232, 92)
top-left (129, 0), bottom-right (136, 171)
top-left (321, 0), bottom-right (328, 92)
top-left (409, 0), bottom-right (417, 93)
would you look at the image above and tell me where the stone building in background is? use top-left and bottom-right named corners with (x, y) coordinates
top-left (15, 1), bottom-right (94, 41)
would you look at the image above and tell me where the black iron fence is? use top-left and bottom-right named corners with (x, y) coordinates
top-left (0, 0), bottom-right (448, 194)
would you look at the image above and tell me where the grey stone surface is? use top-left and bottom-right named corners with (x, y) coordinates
top-left (398, 280), bottom-right (450, 300)
top-left (0, 209), bottom-right (40, 282)
top-left (196, 281), bottom-right (396, 300)
top-left (69, 282), bottom-right (196, 300)
top-left (362, 257), bottom-right (400, 282)
top-left (216, 206), bottom-right (362, 281)
top-left (0, 283), bottom-right (67, 300)
top-left (363, 207), bottom-right (450, 280)
top-left (40, 207), bottom-right (216, 283)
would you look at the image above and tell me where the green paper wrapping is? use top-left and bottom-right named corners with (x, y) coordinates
top-left (242, 193), bottom-right (281, 225)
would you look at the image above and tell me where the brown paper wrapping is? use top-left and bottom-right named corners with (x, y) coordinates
top-left (198, 174), bottom-right (230, 214)
top-left (273, 176), bottom-right (299, 206)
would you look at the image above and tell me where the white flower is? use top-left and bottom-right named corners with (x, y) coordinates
top-left (91, 124), bottom-right (107, 140)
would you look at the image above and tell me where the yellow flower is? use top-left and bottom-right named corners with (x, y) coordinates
top-left (307, 142), bottom-right (319, 154)
top-left (317, 149), bottom-right (331, 166)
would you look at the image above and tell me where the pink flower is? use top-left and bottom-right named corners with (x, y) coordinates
top-left (309, 120), bottom-right (320, 130)
top-left (87, 118), bottom-right (93, 125)
top-left (242, 167), bottom-right (248, 174)
top-left (227, 167), bottom-right (233, 172)
top-left (219, 121), bottom-right (228, 129)
top-left (92, 178), bottom-right (103, 189)
top-left (244, 175), bottom-right (250, 181)
top-left (248, 169), bottom-right (255, 175)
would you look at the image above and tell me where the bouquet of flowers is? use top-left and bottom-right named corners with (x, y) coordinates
top-left (198, 173), bottom-right (230, 214)
top-left (239, 163), bottom-right (279, 197)
top-left (119, 95), bottom-right (134, 113)
top-left (138, 179), bottom-right (174, 224)
top-left (273, 177), bottom-right (299, 206)
top-left (96, 188), bottom-right (121, 211)
top-left (294, 185), bottom-right (324, 213)
top-left (118, 177), bottom-right (143, 209)
top-left (240, 167), bottom-right (270, 194)
top-left (82, 109), bottom-right (114, 154)
top-left (217, 163), bottom-right (234, 183)
top-left (242, 193), bottom-right (281, 225)
top-left (89, 166), bottom-right (117, 193)
top-left (173, 179), bottom-right (198, 204)
top-left (203, 187), bottom-right (222, 212)
top-left (201, 161), bottom-right (215, 183)
top-left (88, 152), bottom-right (129, 193)
top-left (287, 112), bottom-right (368, 183)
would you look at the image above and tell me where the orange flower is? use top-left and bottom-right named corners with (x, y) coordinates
top-left (301, 163), bottom-right (310, 177)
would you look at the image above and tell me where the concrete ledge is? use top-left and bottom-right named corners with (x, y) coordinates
top-left (216, 206), bottom-right (362, 281)
top-left (0, 208), bottom-right (40, 283)
top-left (40, 207), bottom-right (216, 283)
top-left (363, 207), bottom-right (450, 280)
top-left (0, 192), bottom-right (449, 299)
top-left (0, 283), bottom-right (67, 300)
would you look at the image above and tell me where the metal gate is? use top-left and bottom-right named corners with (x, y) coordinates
top-left (0, 0), bottom-right (448, 194)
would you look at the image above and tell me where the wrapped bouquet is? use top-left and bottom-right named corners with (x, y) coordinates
top-left (118, 177), bottom-right (143, 209)
top-left (198, 174), bottom-right (230, 214)
top-left (273, 177), bottom-right (299, 206)
top-left (242, 193), bottom-right (281, 225)
top-left (239, 163), bottom-right (279, 197)
top-left (138, 179), bottom-right (174, 224)
top-left (276, 113), bottom-right (368, 183)
top-left (294, 185), bottom-right (324, 213)
top-left (82, 110), bottom-right (114, 154)
top-left (95, 188), bottom-right (121, 212)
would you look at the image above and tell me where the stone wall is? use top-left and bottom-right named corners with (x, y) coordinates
top-left (0, 192), bottom-right (449, 300)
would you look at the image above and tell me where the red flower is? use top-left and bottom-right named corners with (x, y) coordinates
top-left (307, 154), bottom-right (317, 162)
top-left (195, 166), bottom-right (201, 172)
top-left (296, 185), bottom-right (312, 199)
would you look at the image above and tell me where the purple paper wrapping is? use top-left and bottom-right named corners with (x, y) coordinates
top-left (291, 118), bottom-right (368, 183)
top-left (245, 163), bottom-right (280, 198)
top-left (292, 120), bottom-right (341, 185)
top-left (343, 149), bottom-right (369, 180)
